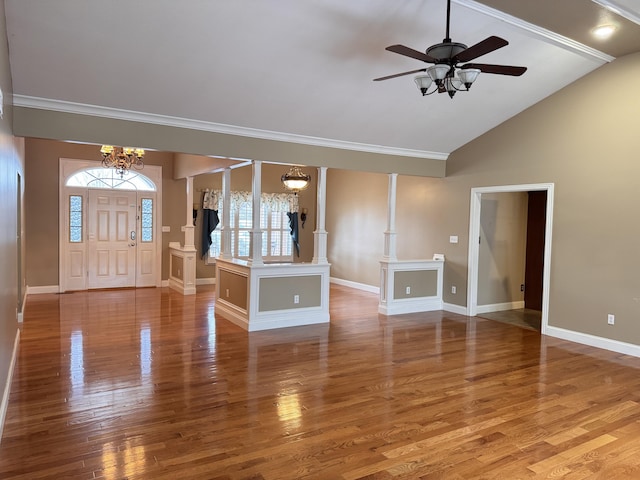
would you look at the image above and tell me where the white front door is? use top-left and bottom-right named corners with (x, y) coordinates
top-left (88, 190), bottom-right (137, 289)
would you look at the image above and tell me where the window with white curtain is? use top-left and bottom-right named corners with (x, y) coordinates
top-left (207, 191), bottom-right (296, 262)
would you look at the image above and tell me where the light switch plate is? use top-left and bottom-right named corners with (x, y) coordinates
top-left (449, 235), bottom-right (458, 244)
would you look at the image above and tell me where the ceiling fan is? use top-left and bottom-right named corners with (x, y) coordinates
top-left (374, 0), bottom-right (527, 98)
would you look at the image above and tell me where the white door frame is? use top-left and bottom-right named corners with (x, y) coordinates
top-left (467, 183), bottom-right (554, 334)
top-left (59, 158), bottom-right (163, 292)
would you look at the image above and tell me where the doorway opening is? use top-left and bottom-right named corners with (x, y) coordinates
top-left (467, 183), bottom-right (554, 334)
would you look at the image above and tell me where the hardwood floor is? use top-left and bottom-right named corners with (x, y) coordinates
top-left (2, 284), bottom-right (640, 479)
top-left (477, 309), bottom-right (542, 331)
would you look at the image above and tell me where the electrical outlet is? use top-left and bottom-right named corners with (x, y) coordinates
top-left (294, 294), bottom-right (300, 304)
top-left (607, 314), bottom-right (615, 325)
top-left (405, 286), bottom-right (411, 295)
top-left (226, 289), bottom-right (230, 298)
top-left (521, 284), bottom-right (525, 292)
top-left (451, 285), bottom-right (457, 294)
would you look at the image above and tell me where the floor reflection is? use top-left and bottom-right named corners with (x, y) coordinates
top-left (70, 330), bottom-right (84, 395)
top-left (478, 308), bottom-right (542, 331)
top-left (5, 285), bottom-right (640, 479)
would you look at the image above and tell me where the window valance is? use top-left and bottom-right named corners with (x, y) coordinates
top-left (202, 190), bottom-right (299, 213)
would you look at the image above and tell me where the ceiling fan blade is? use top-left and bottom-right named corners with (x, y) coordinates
top-left (373, 68), bottom-right (427, 81)
top-left (385, 44), bottom-right (438, 63)
top-left (453, 36), bottom-right (508, 63)
top-left (462, 63), bottom-right (527, 76)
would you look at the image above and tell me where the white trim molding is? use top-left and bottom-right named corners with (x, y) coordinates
top-left (476, 301), bottom-right (525, 315)
top-left (444, 303), bottom-right (468, 315)
top-left (455, 0), bottom-right (615, 63)
top-left (196, 278), bottom-right (216, 286)
top-left (330, 277), bottom-right (380, 294)
top-left (13, 95), bottom-right (449, 161)
top-left (546, 325), bottom-right (640, 358)
top-left (379, 259), bottom-right (444, 316)
top-left (26, 285), bottom-right (59, 295)
top-left (590, 0), bottom-right (640, 26)
top-left (0, 329), bottom-right (20, 444)
top-left (215, 258), bottom-right (331, 332)
top-left (467, 183), bottom-right (554, 335)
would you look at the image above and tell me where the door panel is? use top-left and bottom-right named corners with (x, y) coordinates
top-left (69, 251), bottom-right (84, 279)
top-left (88, 190), bottom-right (137, 289)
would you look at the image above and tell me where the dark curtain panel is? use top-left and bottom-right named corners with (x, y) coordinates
top-left (287, 212), bottom-right (300, 257)
top-left (201, 209), bottom-right (220, 259)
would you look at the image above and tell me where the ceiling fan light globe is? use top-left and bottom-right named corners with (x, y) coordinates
top-left (414, 75), bottom-right (433, 95)
top-left (427, 64), bottom-right (450, 81)
top-left (448, 78), bottom-right (464, 92)
top-left (457, 68), bottom-right (480, 89)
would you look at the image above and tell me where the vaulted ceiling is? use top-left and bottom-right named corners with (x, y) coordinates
top-left (5, 0), bottom-right (640, 161)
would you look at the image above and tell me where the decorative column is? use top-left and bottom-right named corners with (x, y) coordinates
top-left (312, 166), bottom-right (329, 265)
top-left (168, 175), bottom-right (197, 295)
top-left (220, 167), bottom-right (232, 260)
top-left (383, 173), bottom-right (398, 261)
top-left (184, 176), bottom-right (196, 248)
top-left (248, 160), bottom-right (264, 266)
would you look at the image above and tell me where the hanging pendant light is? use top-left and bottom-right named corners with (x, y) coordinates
top-left (281, 166), bottom-right (311, 192)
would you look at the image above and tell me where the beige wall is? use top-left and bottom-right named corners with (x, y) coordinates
top-left (326, 170), bottom-right (456, 288)
top-left (442, 53), bottom-right (640, 344)
top-left (14, 108), bottom-right (447, 177)
top-left (326, 169), bottom-right (387, 285)
top-left (0, 0), bottom-right (26, 428)
top-left (477, 192), bottom-right (527, 306)
top-left (218, 270), bottom-right (248, 310)
top-left (24, 139), bottom-right (182, 286)
top-left (259, 275), bottom-right (322, 311)
top-left (394, 270), bottom-right (438, 299)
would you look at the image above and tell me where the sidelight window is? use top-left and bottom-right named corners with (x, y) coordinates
top-left (69, 195), bottom-right (83, 243)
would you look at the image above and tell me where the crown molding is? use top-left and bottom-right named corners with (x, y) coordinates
top-left (12, 95), bottom-right (449, 161)
top-left (590, 0), bottom-right (640, 26)
top-left (455, 0), bottom-right (616, 63)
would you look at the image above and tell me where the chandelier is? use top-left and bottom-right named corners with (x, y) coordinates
top-left (281, 166), bottom-right (311, 192)
top-left (414, 63), bottom-right (481, 99)
top-left (100, 145), bottom-right (145, 177)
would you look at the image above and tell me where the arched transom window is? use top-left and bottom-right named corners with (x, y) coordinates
top-left (66, 167), bottom-right (156, 191)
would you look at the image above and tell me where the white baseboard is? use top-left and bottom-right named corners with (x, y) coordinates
top-left (444, 303), bottom-right (468, 315)
top-left (196, 278), bottom-right (216, 286)
top-left (330, 277), bottom-right (379, 294)
top-left (17, 289), bottom-right (28, 323)
top-left (379, 297), bottom-right (443, 316)
top-left (161, 280), bottom-right (170, 287)
top-left (0, 329), bottom-right (20, 444)
top-left (476, 300), bottom-right (524, 314)
top-left (545, 325), bottom-right (640, 358)
top-left (26, 285), bottom-right (59, 295)
top-left (168, 278), bottom-right (196, 295)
